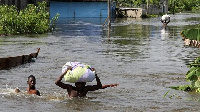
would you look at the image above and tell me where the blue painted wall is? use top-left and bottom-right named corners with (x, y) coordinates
top-left (50, 1), bottom-right (116, 18)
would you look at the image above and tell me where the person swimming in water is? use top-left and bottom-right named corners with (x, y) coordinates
top-left (27, 75), bottom-right (40, 96)
top-left (55, 67), bottom-right (119, 98)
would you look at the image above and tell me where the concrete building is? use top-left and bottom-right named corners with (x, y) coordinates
top-left (0, 0), bottom-right (114, 18)
top-left (116, 8), bottom-right (142, 18)
top-left (140, 0), bottom-right (169, 15)
top-left (50, 1), bottom-right (115, 18)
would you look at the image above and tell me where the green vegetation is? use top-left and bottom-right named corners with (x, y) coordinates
top-left (115, 0), bottom-right (160, 7)
top-left (170, 57), bottom-right (200, 93)
top-left (0, 1), bottom-right (59, 35)
top-left (115, 0), bottom-right (199, 12)
top-left (169, 0), bottom-right (200, 13)
top-left (115, 0), bottom-right (199, 18)
top-left (181, 28), bottom-right (200, 41)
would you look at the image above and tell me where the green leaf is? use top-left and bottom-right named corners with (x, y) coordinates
top-left (195, 81), bottom-right (200, 87)
top-left (186, 66), bottom-right (196, 75)
top-left (186, 69), bottom-right (196, 79)
top-left (169, 85), bottom-right (193, 91)
top-left (163, 90), bottom-right (170, 98)
top-left (196, 70), bottom-right (200, 77)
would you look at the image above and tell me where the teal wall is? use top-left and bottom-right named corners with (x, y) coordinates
top-left (50, 1), bottom-right (116, 18)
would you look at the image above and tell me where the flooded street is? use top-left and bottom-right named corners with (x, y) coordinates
top-left (0, 12), bottom-right (200, 112)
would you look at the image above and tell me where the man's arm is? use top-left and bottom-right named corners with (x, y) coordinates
top-left (55, 67), bottom-right (72, 90)
top-left (167, 17), bottom-right (170, 24)
top-left (102, 84), bottom-right (119, 89)
top-left (95, 74), bottom-right (103, 89)
top-left (93, 72), bottom-right (119, 89)
top-left (85, 74), bottom-right (103, 91)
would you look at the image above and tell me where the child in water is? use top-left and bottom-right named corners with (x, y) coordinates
top-left (26, 75), bottom-right (40, 96)
top-left (55, 67), bottom-right (119, 98)
top-left (15, 75), bottom-right (40, 96)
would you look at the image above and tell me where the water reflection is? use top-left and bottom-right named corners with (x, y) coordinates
top-left (54, 18), bottom-right (107, 37)
top-left (160, 26), bottom-right (170, 40)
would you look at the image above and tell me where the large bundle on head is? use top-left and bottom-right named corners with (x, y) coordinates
top-left (62, 62), bottom-right (96, 83)
top-left (161, 14), bottom-right (170, 24)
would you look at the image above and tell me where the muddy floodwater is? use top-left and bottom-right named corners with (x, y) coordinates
top-left (0, 12), bottom-right (200, 112)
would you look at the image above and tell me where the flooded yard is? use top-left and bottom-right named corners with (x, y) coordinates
top-left (0, 12), bottom-right (200, 112)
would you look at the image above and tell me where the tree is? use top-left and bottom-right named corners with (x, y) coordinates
top-left (168, 0), bottom-right (200, 12)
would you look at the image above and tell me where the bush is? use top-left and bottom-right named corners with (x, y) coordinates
top-left (170, 57), bottom-right (200, 93)
top-left (169, 0), bottom-right (200, 12)
top-left (181, 28), bottom-right (200, 41)
top-left (0, 1), bottom-right (59, 35)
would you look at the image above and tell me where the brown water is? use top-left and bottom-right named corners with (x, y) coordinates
top-left (0, 12), bottom-right (200, 112)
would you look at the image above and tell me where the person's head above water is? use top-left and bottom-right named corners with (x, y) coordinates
top-left (27, 75), bottom-right (40, 96)
top-left (27, 75), bottom-right (36, 89)
top-left (75, 82), bottom-right (86, 90)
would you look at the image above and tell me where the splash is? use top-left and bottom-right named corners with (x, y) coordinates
top-left (0, 84), bottom-right (70, 101)
top-left (0, 85), bottom-right (27, 101)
